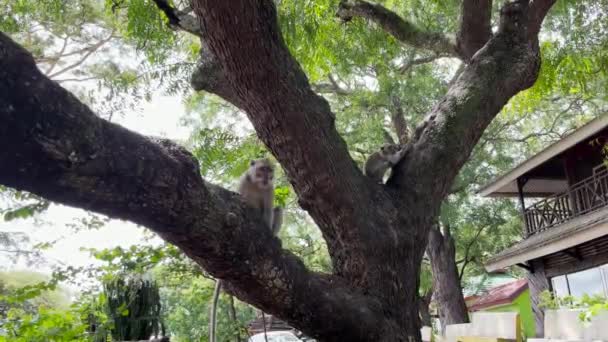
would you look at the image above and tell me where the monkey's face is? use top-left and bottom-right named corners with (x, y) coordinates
top-left (380, 144), bottom-right (401, 157)
top-left (250, 159), bottom-right (274, 189)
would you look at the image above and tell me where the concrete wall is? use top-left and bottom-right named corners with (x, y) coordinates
top-left (444, 312), bottom-right (520, 342)
top-left (485, 289), bottom-right (535, 338)
top-left (544, 309), bottom-right (608, 340)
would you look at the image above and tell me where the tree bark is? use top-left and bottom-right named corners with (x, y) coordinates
top-left (427, 225), bottom-right (470, 334)
top-left (418, 289), bottom-right (433, 327)
top-left (336, 0), bottom-right (459, 57)
top-left (456, 0), bottom-right (493, 61)
top-left (0, 0), bottom-right (555, 340)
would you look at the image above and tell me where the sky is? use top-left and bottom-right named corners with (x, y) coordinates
top-left (0, 94), bottom-right (190, 278)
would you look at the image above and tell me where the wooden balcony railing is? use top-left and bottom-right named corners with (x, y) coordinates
top-left (524, 167), bottom-right (608, 236)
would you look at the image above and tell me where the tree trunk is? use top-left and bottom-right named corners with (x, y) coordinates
top-left (418, 293), bottom-right (433, 327)
top-left (427, 225), bottom-right (469, 334)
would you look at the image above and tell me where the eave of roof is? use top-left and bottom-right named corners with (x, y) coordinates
top-left (478, 115), bottom-right (608, 197)
top-left (485, 206), bottom-right (608, 272)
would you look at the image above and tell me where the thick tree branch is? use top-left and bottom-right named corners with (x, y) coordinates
top-left (528, 0), bottom-right (557, 40)
top-left (456, 0), bottom-right (493, 61)
top-left (389, 96), bottom-right (410, 144)
top-left (148, 0), bottom-right (242, 107)
top-left (190, 41), bottom-right (246, 108)
top-left (427, 223), bottom-right (469, 331)
top-left (336, 0), bottom-right (459, 58)
top-left (390, 0), bottom-right (553, 202)
top-left (0, 32), bottom-right (384, 341)
top-left (190, 1), bottom-right (403, 281)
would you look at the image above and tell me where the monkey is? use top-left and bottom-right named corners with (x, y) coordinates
top-left (365, 143), bottom-right (409, 183)
top-left (238, 158), bottom-right (277, 229)
top-left (210, 159), bottom-right (284, 342)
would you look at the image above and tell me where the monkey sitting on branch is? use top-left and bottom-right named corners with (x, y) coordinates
top-left (365, 143), bottom-right (408, 184)
top-left (209, 158), bottom-right (283, 342)
top-left (237, 158), bottom-right (283, 235)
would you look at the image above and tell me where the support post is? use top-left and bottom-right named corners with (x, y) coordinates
top-left (517, 177), bottom-right (529, 235)
top-left (564, 248), bottom-right (583, 261)
top-left (526, 259), bottom-right (549, 338)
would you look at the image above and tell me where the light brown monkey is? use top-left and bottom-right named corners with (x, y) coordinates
top-left (365, 143), bottom-right (408, 183)
top-left (238, 158), bottom-right (276, 230)
top-left (210, 159), bottom-right (283, 342)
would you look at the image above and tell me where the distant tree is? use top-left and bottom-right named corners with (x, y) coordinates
top-left (103, 276), bottom-right (163, 341)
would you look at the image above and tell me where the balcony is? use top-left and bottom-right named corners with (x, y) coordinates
top-left (524, 167), bottom-right (608, 236)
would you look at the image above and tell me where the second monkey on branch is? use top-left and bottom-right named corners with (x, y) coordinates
top-left (365, 143), bottom-right (409, 183)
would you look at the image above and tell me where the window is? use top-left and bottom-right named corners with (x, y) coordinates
top-left (602, 264), bottom-right (608, 295)
top-left (567, 268), bottom-right (604, 297)
top-left (551, 275), bottom-right (569, 297)
top-left (551, 263), bottom-right (608, 298)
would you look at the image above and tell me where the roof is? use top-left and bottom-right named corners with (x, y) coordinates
top-left (485, 205), bottom-right (608, 271)
top-left (466, 279), bottom-right (528, 311)
top-left (462, 273), bottom-right (518, 297)
top-left (478, 115), bottom-right (608, 197)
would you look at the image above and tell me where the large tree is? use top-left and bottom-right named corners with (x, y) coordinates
top-left (0, 0), bottom-right (556, 340)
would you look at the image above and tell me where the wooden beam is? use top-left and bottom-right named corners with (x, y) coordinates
top-left (516, 262), bottom-right (534, 273)
top-left (563, 248), bottom-right (583, 261)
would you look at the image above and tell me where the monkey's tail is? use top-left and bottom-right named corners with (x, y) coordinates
top-left (271, 207), bottom-right (283, 235)
top-left (209, 279), bottom-right (222, 342)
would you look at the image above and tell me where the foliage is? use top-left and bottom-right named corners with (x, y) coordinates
top-left (0, 271), bottom-right (71, 312)
top-left (1, 306), bottom-right (88, 342)
top-left (0, 272), bottom-right (105, 342)
top-left (155, 266), bottom-right (255, 342)
top-left (539, 290), bottom-right (608, 322)
top-left (85, 244), bottom-right (195, 276)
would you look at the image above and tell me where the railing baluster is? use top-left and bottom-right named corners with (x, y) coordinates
top-left (522, 167), bottom-right (608, 235)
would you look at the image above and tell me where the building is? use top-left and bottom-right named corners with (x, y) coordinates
top-left (464, 279), bottom-right (535, 338)
top-left (479, 115), bottom-right (608, 337)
